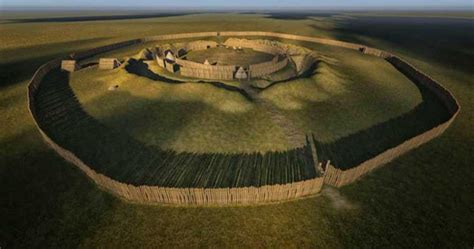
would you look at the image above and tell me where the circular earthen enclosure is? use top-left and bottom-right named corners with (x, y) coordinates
top-left (28, 32), bottom-right (459, 206)
top-left (152, 38), bottom-right (317, 84)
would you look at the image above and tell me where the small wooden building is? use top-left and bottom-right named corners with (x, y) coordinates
top-left (99, 58), bottom-right (121, 70)
top-left (164, 61), bottom-right (177, 73)
top-left (61, 60), bottom-right (79, 72)
top-left (164, 52), bottom-right (177, 73)
top-left (235, 67), bottom-right (248, 80)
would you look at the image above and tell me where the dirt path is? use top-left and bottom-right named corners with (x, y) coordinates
top-left (240, 81), bottom-right (306, 147)
top-left (321, 186), bottom-right (356, 210)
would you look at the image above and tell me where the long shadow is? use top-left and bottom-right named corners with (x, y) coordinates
top-left (5, 12), bottom-right (191, 24)
top-left (125, 58), bottom-right (254, 100)
top-left (34, 69), bottom-right (317, 188)
top-left (250, 60), bottom-right (320, 92)
top-left (0, 37), bottom-right (108, 88)
top-left (0, 130), bottom-right (118, 248)
top-left (198, 80), bottom-right (254, 101)
top-left (331, 16), bottom-right (474, 74)
top-left (80, 62), bottom-right (98, 69)
top-left (240, 11), bottom-right (337, 20)
top-left (313, 57), bottom-right (451, 170)
top-left (124, 58), bottom-right (183, 83)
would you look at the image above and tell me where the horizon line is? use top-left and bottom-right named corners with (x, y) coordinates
top-left (1, 5), bottom-right (473, 12)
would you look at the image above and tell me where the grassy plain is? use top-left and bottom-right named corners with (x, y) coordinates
top-left (1, 12), bottom-right (473, 248)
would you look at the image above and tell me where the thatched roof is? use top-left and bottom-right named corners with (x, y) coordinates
top-left (235, 67), bottom-right (247, 79)
top-left (165, 51), bottom-right (176, 61)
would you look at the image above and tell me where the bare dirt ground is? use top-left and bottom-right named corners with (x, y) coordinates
top-left (321, 186), bottom-right (356, 210)
top-left (186, 47), bottom-right (274, 66)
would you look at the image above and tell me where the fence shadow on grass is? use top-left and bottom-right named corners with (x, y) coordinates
top-left (125, 58), bottom-right (183, 83)
top-left (314, 58), bottom-right (452, 170)
top-left (251, 60), bottom-right (320, 92)
top-left (35, 69), bottom-right (317, 188)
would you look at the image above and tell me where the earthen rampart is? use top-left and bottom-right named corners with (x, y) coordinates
top-left (27, 31), bottom-right (459, 205)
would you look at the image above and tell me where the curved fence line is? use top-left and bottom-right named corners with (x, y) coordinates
top-left (27, 57), bottom-right (325, 205)
top-left (175, 58), bottom-right (235, 71)
top-left (41, 127), bottom-right (325, 205)
top-left (224, 38), bottom-right (285, 55)
top-left (323, 56), bottom-right (460, 187)
top-left (249, 57), bottom-right (289, 78)
top-left (184, 40), bottom-right (219, 51)
top-left (157, 38), bottom-right (293, 80)
top-left (27, 31), bottom-right (459, 205)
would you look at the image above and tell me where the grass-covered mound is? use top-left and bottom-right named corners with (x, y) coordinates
top-left (69, 42), bottom-right (421, 153)
top-left (70, 64), bottom-right (293, 153)
top-left (261, 45), bottom-right (422, 142)
top-left (36, 69), bottom-right (318, 187)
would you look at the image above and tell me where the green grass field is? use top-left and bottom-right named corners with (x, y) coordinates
top-left (36, 68), bottom-right (319, 187)
top-left (68, 39), bottom-right (420, 153)
top-left (1, 12), bottom-right (473, 248)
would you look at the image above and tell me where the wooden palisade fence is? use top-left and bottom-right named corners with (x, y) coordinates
top-left (28, 31), bottom-right (460, 205)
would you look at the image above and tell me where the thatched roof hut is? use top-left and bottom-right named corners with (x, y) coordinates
top-left (235, 67), bottom-right (247, 80)
top-left (61, 60), bottom-right (79, 72)
top-left (165, 51), bottom-right (176, 62)
top-left (99, 58), bottom-right (121, 69)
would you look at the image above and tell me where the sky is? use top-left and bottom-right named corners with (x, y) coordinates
top-left (1, 0), bottom-right (472, 10)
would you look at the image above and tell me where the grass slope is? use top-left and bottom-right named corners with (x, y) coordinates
top-left (68, 40), bottom-right (420, 154)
